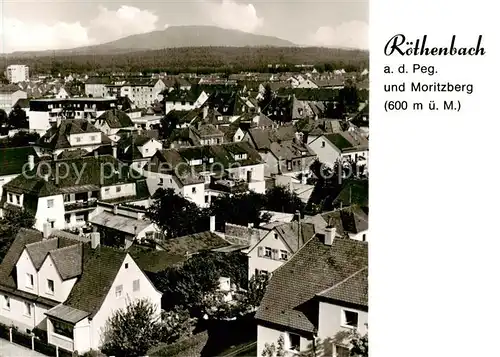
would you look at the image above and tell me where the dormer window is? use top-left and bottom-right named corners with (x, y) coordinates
top-left (234, 153), bottom-right (248, 161)
top-left (26, 273), bottom-right (34, 289)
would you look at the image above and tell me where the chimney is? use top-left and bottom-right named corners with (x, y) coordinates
top-left (301, 174), bottom-right (307, 185)
top-left (42, 222), bottom-right (51, 240)
top-left (91, 232), bottom-right (100, 249)
top-left (210, 215), bottom-right (216, 232)
top-left (28, 155), bottom-right (35, 171)
top-left (112, 146), bottom-right (117, 158)
top-left (113, 205), bottom-right (118, 215)
top-left (324, 226), bottom-right (336, 246)
top-left (203, 106), bottom-right (208, 119)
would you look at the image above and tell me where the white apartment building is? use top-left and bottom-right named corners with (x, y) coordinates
top-left (5, 65), bottom-right (29, 84)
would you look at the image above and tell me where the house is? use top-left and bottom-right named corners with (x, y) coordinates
top-left (188, 123), bottom-right (226, 146)
top-left (1, 155), bottom-right (149, 231)
top-left (34, 119), bottom-right (113, 157)
top-left (13, 98), bottom-right (31, 119)
top-left (244, 221), bottom-right (315, 280)
top-left (84, 77), bottom-right (113, 98)
top-left (112, 78), bottom-right (166, 109)
top-left (255, 228), bottom-right (368, 356)
top-left (5, 65), bottom-right (29, 84)
top-left (303, 206), bottom-right (369, 242)
top-left (0, 227), bottom-right (162, 354)
top-left (117, 134), bottom-right (163, 172)
top-left (308, 131), bottom-right (369, 173)
top-left (28, 98), bottom-right (118, 133)
top-left (164, 90), bottom-right (209, 114)
top-left (94, 109), bottom-right (135, 141)
top-left (205, 91), bottom-right (254, 122)
top-left (0, 85), bottom-right (28, 114)
top-left (89, 204), bottom-right (160, 249)
top-left (0, 148), bottom-right (39, 208)
top-left (143, 141), bottom-right (266, 207)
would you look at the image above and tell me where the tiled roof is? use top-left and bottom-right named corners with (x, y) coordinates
top-left (0, 84), bottom-right (23, 94)
top-left (49, 244), bottom-right (83, 280)
top-left (321, 206), bottom-right (368, 235)
top-left (0, 147), bottom-right (39, 177)
top-left (128, 245), bottom-right (187, 274)
top-left (273, 222), bottom-right (316, 253)
top-left (255, 235), bottom-right (368, 333)
top-left (37, 119), bottom-right (112, 150)
top-left (317, 267), bottom-right (368, 308)
top-left (89, 211), bottom-right (152, 236)
top-left (160, 231), bottom-right (230, 256)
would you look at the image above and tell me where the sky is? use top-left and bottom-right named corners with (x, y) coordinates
top-left (0, 0), bottom-right (368, 53)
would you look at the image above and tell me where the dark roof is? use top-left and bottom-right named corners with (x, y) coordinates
top-left (273, 222), bottom-right (316, 253)
top-left (37, 119), bottom-right (112, 150)
top-left (320, 206), bottom-right (369, 235)
top-left (4, 155), bottom-right (143, 197)
top-left (85, 77), bottom-right (112, 85)
top-left (97, 109), bottom-right (134, 129)
top-left (333, 180), bottom-right (369, 208)
top-left (255, 235), bottom-right (368, 333)
top-left (13, 98), bottom-right (30, 108)
top-left (161, 231), bottom-right (230, 256)
top-left (0, 147), bottom-right (39, 177)
top-left (63, 244), bottom-right (127, 318)
top-left (49, 244), bottom-right (83, 280)
top-left (0, 84), bottom-right (23, 94)
top-left (128, 246), bottom-right (187, 274)
top-left (324, 133), bottom-right (353, 151)
top-left (317, 267), bottom-right (368, 307)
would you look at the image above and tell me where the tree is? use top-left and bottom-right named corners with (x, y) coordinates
top-left (0, 109), bottom-right (8, 135)
top-left (264, 186), bottom-right (305, 214)
top-left (0, 210), bottom-right (35, 263)
top-left (262, 335), bottom-right (285, 357)
top-left (244, 273), bottom-right (269, 310)
top-left (259, 84), bottom-right (274, 111)
top-left (101, 299), bottom-right (195, 357)
top-left (7, 105), bottom-right (28, 130)
top-left (147, 188), bottom-right (208, 239)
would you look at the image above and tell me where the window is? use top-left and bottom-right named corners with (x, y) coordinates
top-left (289, 333), bottom-right (300, 351)
top-left (335, 346), bottom-right (350, 357)
top-left (264, 247), bottom-right (272, 258)
top-left (26, 273), bottom-right (34, 288)
top-left (362, 234), bottom-right (366, 242)
top-left (50, 221), bottom-right (55, 229)
top-left (274, 233), bottom-right (278, 239)
top-left (24, 302), bottom-right (32, 317)
top-left (342, 310), bottom-right (359, 328)
top-left (125, 263), bottom-right (129, 269)
top-left (46, 279), bottom-right (54, 294)
top-left (192, 187), bottom-right (197, 194)
top-left (115, 285), bottom-right (123, 298)
top-left (116, 186), bottom-right (122, 193)
top-left (321, 141), bottom-right (326, 148)
top-left (53, 320), bottom-right (73, 339)
top-left (16, 195), bottom-right (20, 204)
top-left (105, 188), bottom-right (110, 194)
top-left (90, 136), bottom-right (96, 141)
top-left (3, 295), bottom-right (10, 310)
top-left (8, 193), bottom-right (12, 203)
top-left (133, 279), bottom-right (140, 292)
top-left (76, 137), bottom-right (81, 143)
top-left (47, 199), bottom-right (54, 208)
top-left (205, 195), bottom-right (209, 204)
top-left (145, 148), bottom-right (149, 154)
top-left (280, 250), bottom-right (288, 261)
top-left (159, 178), bottom-right (164, 186)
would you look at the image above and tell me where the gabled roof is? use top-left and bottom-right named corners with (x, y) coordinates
top-left (160, 231), bottom-right (231, 256)
top-left (256, 235), bottom-right (368, 334)
top-left (0, 147), bottom-right (39, 177)
top-left (272, 221), bottom-right (316, 253)
top-left (321, 206), bottom-right (368, 235)
top-left (323, 131), bottom-right (368, 153)
top-left (0, 84), bottom-right (23, 94)
top-left (97, 109), bottom-right (134, 129)
top-left (48, 243), bottom-right (83, 280)
top-left (4, 155), bottom-right (143, 197)
top-left (37, 119), bottom-right (112, 150)
top-left (89, 211), bottom-right (152, 236)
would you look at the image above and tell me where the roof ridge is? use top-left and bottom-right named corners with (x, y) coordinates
top-left (317, 266), bottom-right (368, 297)
top-left (25, 237), bottom-right (57, 248)
top-left (49, 242), bottom-right (82, 254)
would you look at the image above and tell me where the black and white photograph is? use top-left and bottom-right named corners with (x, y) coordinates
top-left (0, 1), bottom-right (369, 356)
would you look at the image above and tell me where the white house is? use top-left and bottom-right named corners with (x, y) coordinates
top-left (255, 227), bottom-right (368, 357)
top-left (164, 90), bottom-right (209, 114)
top-left (117, 134), bottom-right (163, 172)
top-left (117, 78), bottom-right (166, 109)
top-left (308, 131), bottom-right (369, 173)
top-left (0, 85), bottom-right (28, 114)
top-left (144, 141), bottom-right (266, 207)
top-left (0, 228), bottom-right (162, 354)
top-left (5, 65), bottom-right (29, 84)
top-left (243, 221), bottom-right (315, 280)
top-left (94, 109), bottom-right (135, 142)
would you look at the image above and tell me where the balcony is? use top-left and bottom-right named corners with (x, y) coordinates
top-left (50, 333), bottom-right (74, 352)
top-left (209, 179), bottom-right (249, 194)
top-left (64, 199), bottom-right (98, 212)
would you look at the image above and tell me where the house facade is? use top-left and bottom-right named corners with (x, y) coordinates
top-left (255, 228), bottom-right (368, 357)
top-left (0, 85), bottom-right (28, 114)
top-left (0, 228), bottom-right (162, 354)
top-left (164, 91), bottom-right (209, 114)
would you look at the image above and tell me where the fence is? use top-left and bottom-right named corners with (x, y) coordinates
top-left (0, 322), bottom-right (74, 357)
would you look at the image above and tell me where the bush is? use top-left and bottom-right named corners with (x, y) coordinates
top-left (11, 328), bottom-right (32, 349)
top-left (0, 323), bottom-right (9, 340)
top-left (34, 338), bottom-right (57, 356)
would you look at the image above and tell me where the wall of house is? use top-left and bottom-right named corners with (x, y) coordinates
top-left (348, 230), bottom-right (368, 242)
top-left (233, 128), bottom-right (245, 142)
top-left (38, 255), bottom-right (78, 303)
top-left (34, 195), bottom-right (65, 231)
top-left (144, 171), bottom-right (182, 197)
top-left (5, 190), bottom-right (24, 208)
top-left (72, 318), bottom-right (91, 354)
top-left (85, 84), bottom-right (107, 98)
top-left (28, 111), bottom-right (50, 132)
top-left (257, 325), bottom-right (313, 356)
top-left (89, 254), bottom-right (162, 351)
top-left (317, 301), bottom-right (368, 346)
top-left (181, 182), bottom-right (205, 207)
top-left (100, 183), bottom-right (136, 201)
top-left (68, 132), bottom-right (102, 147)
top-left (247, 230), bottom-right (290, 280)
top-left (139, 140), bottom-right (162, 158)
top-left (15, 249), bottom-right (39, 295)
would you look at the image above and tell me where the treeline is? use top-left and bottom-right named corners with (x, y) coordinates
top-left (3, 47), bottom-right (368, 76)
